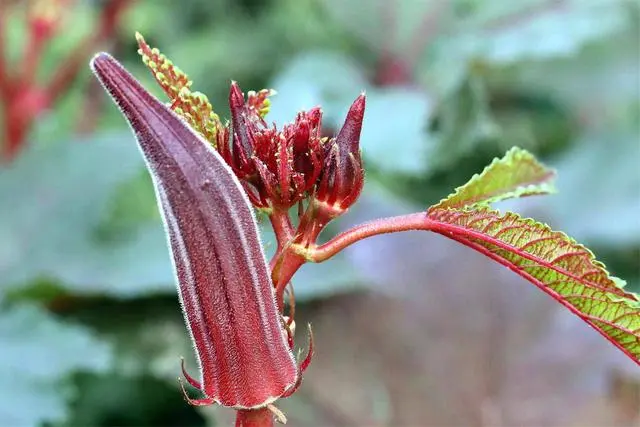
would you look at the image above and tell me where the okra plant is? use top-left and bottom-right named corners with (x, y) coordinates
top-left (89, 34), bottom-right (639, 427)
top-left (0, 0), bottom-right (130, 161)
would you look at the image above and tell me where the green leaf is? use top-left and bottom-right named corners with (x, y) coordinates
top-left (93, 168), bottom-right (160, 245)
top-left (0, 304), bottom-right (113, 425)
top-left (549, 132), bottom-right (640, 245)
top-left (67, 372), bottom-right (207, 427)
top-left (430, 147), bottom-right (556, 210)
top-left (271, 53), bottom-right (435, 175)
top-left (425, 72), bottom-right (499, 170)
top-left (426, 1), bottom-right (631, 71)
top-left (269, 51), bottom-right (367, 126)
top-left (470, 2), bottom-right (630, 64)
top-left (0, 133), bottom-right (173, 297)
top-left (320, 0), bottom-right (437, 54)
top-left (359, 88), bottom-right (433, 174)
top-left (426, 206), bottom-right (640, 364)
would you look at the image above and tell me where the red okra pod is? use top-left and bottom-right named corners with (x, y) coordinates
top-left (91, 53), bottom-right (298, 409)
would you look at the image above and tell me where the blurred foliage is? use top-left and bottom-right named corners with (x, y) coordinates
top-left (63, 372), bottom-right (207, 426)
top-left (0, 133), bottom-right (172, 297)
top-left (0, 300), bottom-right (112, 426)
top-left (0, 0), bottom-right (638, 425)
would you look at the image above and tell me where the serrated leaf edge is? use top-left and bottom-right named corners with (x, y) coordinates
top-left (430, 147), bottom-right (557, 211)
top-left (427, 206), bottom-right (640, 364)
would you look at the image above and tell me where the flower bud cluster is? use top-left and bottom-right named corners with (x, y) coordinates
top-left (217, 82), bottom-right (365, 215)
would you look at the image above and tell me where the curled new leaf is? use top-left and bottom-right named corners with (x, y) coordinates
top-left (90, 53), bottom-right (298, 409)
top-left (430, 147), bottom-right (556, 210)
top-left (426, 207), bottom-right (640, 364)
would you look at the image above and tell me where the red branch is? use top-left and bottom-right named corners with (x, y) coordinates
top-left (45, 0), bottom-right (130, 107)
top-left (309, 212), bottom-right (430, 261)
top-left (235, 407), bottom-right (274, 427)
top-left (302, 211), bottom-right (639, 366)
top-left (0, 0), bottom-right (130, 161)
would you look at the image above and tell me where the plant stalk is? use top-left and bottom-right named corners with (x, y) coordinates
top-left (235, 407), bottom-right (274, 427)
top-left (306, 212), bottom-right (431, 262)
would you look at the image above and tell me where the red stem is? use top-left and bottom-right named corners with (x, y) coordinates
top-left (2, 3), bottom-right (56, 161)
top-left (273, 252), bottom-right (305, 311)
top-left (1, 0), bottom-right (130, 161)
top-left (405, 1), bottom-right (448, 69)
top-left (22, 25), bottom-right (49, 86)
top-left (308, 212), bottom-right (429, 262)
top-left (4, 109), bottom-right (31, 160)
top-left (303, 211), bottom-right (639, 367)
top-left (0, 3), bottom-right (14, 160)
top-left (269, 200), bottom-right (346, 310)
top-left (45, 0), bottom-right (130, 106)
top-left (268, 209), bottom-right (294, 255)
top-left (267, 209), bottom-right (306, 311)
top-left (235, 407), bottom-right (274, 427)
top-left (379, 0), bottom-right (397, 57)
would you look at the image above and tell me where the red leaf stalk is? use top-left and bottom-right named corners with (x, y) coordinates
top-left (0, 0), bottom-right (130, 161)
top-left (235, 407), bottom-right (277, 427)
top-left (297, 211), bottom-right (640, 366)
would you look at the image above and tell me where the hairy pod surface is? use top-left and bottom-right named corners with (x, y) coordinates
top-left (91, 53), bottom-right (298, 409)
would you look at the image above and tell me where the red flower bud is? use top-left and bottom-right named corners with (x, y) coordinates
top-left (221, 82), bottom-right (325, 210)
top-left (90, 53), bottom-right (298, 409)
top-left (316, 94), bottom-right (366, 213)
top-left (228, 81), bottom-right (256, 172)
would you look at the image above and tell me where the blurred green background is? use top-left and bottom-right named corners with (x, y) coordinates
top-left (1, 0), bottom-right (639, 425)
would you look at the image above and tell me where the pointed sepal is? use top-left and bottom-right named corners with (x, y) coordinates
top-left (317, 94), bottom-right (366, 212)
